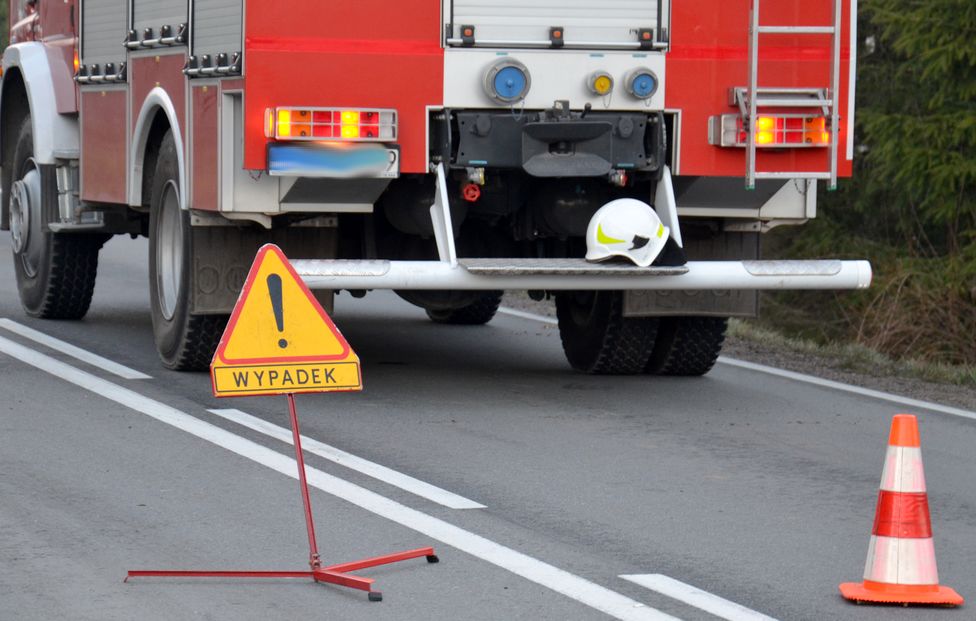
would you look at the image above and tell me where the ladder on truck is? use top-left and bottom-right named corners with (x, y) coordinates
top-left (734, 0), bottom-right (842, 190)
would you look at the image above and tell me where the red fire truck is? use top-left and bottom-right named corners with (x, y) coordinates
top-left (1, 0), bottom-right (869, 374)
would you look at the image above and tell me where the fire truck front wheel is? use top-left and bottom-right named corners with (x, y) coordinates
top-left (8, 115), bottom-right (107, 319)
top-left (147, 130), bottom-right (227, 371)
top-left (555, 291), bottom-right (658, 374)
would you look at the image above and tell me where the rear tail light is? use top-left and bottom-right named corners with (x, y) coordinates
top-left (709, 114), bottom-right (832, 148)
top-left (265, 107), bottom-right (397, 142)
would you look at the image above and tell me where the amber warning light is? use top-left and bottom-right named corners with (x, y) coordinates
top-left (709, 114), bottom-right (832, 148)
top-left (266, 107), bottom-right (397, 142)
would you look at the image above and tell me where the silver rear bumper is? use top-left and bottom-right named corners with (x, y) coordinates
top-left (293, 163), bottom-right (871, 293)
top-left (293, 258), bottom-right (872, 291)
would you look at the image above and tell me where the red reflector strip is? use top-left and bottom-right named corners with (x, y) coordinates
top-left (873, 490), bottom-right (932, 538)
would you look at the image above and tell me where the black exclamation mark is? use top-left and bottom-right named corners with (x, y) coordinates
top-left (267, 274), bottom-right (287, 348)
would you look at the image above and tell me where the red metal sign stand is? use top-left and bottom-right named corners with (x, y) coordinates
top-left (126, 394), bottom-right (438, 601)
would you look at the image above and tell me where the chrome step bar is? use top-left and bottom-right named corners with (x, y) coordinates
top-left (292, 259), bottom-right (872, 291)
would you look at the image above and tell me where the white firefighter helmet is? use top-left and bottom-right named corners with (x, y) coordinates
top-left (585, 198), bottom-right (669, 267)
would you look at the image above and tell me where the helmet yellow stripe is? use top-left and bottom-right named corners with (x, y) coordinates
top-left (597, 224), bottom-right (626, 245)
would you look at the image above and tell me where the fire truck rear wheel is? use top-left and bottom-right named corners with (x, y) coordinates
top-left (8, 115), bottom-right (106, 319)
top-left (644, 316), bottom-right (728, 376)
top-left (148, 130), bottom-right (227, 371)
top-left (555, 291), bottom-right (658, 374)
top-left (426, 291), bottom-right (503, 325)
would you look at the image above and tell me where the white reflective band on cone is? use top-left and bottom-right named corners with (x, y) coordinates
top-left (880, 447), bottom-right (927, 493)
top-left (863, 535), bottom-right (939, 585)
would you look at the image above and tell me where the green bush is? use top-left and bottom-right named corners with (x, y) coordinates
top-left (762, 1), bottom-right (976, 368)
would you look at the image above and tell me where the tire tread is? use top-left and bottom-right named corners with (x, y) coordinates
top-left (31, 235), bottom-right (104, 319)
top-left (426, 291), bottom-right (503, 325)
top-left (647, 317), bottom-right (728, 376)
top-left (167, 314), bottom-right (227, 371)
top-left (556, 292), bottom-right (657, 375)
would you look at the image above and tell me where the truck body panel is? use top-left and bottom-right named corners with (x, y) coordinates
top-left (1, 0), bottom-right (869, 376)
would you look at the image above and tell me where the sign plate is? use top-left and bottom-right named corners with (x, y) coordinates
top-left (210, 244), bottom-right (362, 397)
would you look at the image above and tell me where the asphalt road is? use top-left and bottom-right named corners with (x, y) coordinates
top-left (1, 234), bottom-right (974, 621)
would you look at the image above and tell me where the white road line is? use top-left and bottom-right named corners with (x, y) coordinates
top-left (0, 318), bottom-right (151, 380)
top-left (717, 357), bottom-right (976, 422)
top-left (621, 575), bottom-right (777, 621)
top-left (497, 306), bottom-right (976, 422)
top-left (0, 335), bottom-right (678, 621)
top-left (209, 408), bottom-right (485, 510)
top-left (498, 307), bottom-right (558, 325)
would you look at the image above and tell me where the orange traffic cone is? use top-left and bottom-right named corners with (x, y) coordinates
top-left (840, 414), bottom-right (964, 606)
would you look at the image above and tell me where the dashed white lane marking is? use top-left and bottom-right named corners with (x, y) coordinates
top-left (621, 575), bottom-right (777, 621)
top-left (497, 306), bottom-right (976, 422)
top-left (209, 408), bottom-right (485, 510)
top-left (0, 318), bottom-right (151, 380)
top-left (0, 335), bottom-right (678, 621)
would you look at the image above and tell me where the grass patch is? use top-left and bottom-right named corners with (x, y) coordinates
top-left (758, 219), bottom-right (976, 370)
top-left (728, 318), bottom-right (976, 388)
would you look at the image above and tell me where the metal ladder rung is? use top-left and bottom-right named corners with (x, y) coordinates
top-left (753, 97), bottom-right (832, 107)
top-left (755, 172), bottom-right (832, 180)
top-left (754, 87), bottom-right (828, 95)
top-left (757, 26), bottom-right (835, 34)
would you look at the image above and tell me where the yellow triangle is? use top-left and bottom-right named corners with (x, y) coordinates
top-left (210, 244), bottom-right (361, 397)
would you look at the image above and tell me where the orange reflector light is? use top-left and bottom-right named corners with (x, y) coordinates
top-left (266, 107), bottom-right (397, 142)
top-left (74, 48), bottom-right (80, 74)
top-left (276, 109), bottom-right (292, 137)
top-left (710, 114), bottom-right (834, 149)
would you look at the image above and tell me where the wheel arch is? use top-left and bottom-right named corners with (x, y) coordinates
top-left (1, 43), bottom-right (80, 229)
top-left (1, 43), bottom-right (80, 166)
top-left (129, 87), bottom-right (187, 210)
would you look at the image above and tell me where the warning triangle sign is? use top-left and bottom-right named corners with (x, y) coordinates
top-left (210, 244), bottom-right (362, 397)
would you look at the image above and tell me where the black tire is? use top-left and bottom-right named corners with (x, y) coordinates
top-left (8, 115), bottom-right (106, 319)
top-left (645, 316), bottom-right (728, 376)
top-left (426, 291), bottom-right (503, 325)
top-left (148, 130), bottom-right (227, 371)
top-left (555, 291), bottom-right (658, 374)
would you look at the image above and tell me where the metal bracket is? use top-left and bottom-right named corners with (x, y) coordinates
top-left (430, 163), bottom-right (458, 267)
top-left (653, 165), bottom-right (683, 248)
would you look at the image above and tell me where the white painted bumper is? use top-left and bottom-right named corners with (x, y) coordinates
top-left (292, 258), bottom-right (872, 291)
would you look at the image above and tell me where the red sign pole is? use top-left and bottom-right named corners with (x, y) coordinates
top-left (287, 393), bottom-right (322, 570)
top-left (126, 394), bottom-right (438, 601)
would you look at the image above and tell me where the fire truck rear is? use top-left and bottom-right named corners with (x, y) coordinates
top-left (1, 0), bottom-right (869, 374)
